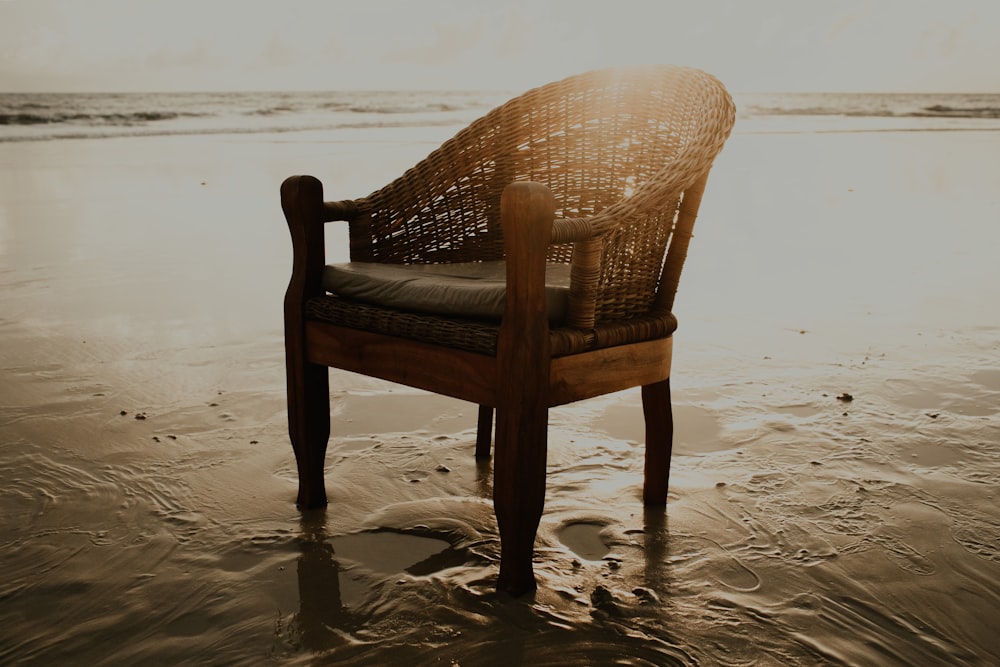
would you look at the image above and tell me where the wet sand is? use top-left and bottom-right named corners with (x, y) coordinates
top-left (2, 126), bottom-right (999, 665)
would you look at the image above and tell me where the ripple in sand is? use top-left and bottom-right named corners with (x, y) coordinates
top-left (670, 535), bottom-right (761, 592)
top-left (903, 439), bottom-right (967, 469)
top-left (596, 398), bottom-right (727, 454)
top-left (841, 533), bottom-right (936, 576)
top-left (885, 376), bottom-right (997, 417)
top-left (331, 391), bottom-right (474, 436)
top-left (773, 402), bottom-right (823, 417)
top-left (970, 368), bottom-right (1000, 390)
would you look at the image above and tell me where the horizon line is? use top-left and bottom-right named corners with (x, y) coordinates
top-left (3, 88), bottom-right (999, 96)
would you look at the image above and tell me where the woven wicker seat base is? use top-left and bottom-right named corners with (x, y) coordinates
top-left (306, 295), bottom-right (678, 358)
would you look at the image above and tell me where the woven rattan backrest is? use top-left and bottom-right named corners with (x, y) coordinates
top-left (350, 65), bottom-right (734, 323)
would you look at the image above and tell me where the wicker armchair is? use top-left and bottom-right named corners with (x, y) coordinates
top-left (281, 65), bottom-right (735, 595)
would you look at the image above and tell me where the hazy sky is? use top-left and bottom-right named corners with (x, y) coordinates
top-left (1, 0), bottom-right (997, 93)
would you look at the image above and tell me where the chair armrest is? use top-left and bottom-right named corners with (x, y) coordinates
top-left (551, 217), bottom-right (598, 244)
top-left (282, 175), bottom-right (368, 301)
top-left (282, 175), bottom-right (365, 225)
top-left (322, 198), bottom-right (366, 223)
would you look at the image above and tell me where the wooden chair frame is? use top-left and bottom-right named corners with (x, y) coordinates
top-left (281, 66), bottom-right (734, 595)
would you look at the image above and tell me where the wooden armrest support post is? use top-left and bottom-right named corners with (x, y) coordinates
top-left (654, 171), bottom-right (709, 314)
top-left (282, 175), bottom-right (327, 302)
top-left (494, 181), bottom-right (556, 595)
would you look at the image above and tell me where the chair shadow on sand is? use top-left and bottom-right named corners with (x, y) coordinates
top-left (292, 448), bottom-right (496, 653)
top-left (291, 504), bottom-right (678, 661)
top-left (293, 507), bottom-right (477, 652)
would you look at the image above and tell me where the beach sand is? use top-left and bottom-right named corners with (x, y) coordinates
top-left (2, 125), bottom-right (999, 665)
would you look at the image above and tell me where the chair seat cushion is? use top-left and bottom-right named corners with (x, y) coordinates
top-left (322, 261), bottom-right (572, 323)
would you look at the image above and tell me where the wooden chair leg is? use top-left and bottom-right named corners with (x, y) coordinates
top-left (475, 405), bottom-right (493, 459)
top-left (641, 378), bottom-right (674, 506)
top-left (282, 174), bottom-right (331, 509)
top-left (493, 400), bottom-right (548, 596)
top-left (287, 354), bottom-right (330, 509)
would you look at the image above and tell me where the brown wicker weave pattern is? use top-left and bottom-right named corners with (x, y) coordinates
top-left (306, 296), bottom-right (500, 356)
top-left (306, 295), bottom-right (677, 358)
top-left (345, 65), bottom-right (735, 326)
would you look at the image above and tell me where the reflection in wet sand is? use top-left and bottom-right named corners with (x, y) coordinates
top-left (295, 511), bottom-right (356, 652)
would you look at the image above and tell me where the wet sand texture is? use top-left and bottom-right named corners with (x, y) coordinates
top-left (2, 124), bottom-right (999, 664)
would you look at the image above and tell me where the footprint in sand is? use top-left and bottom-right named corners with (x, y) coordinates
top-left (558, 522), bottom-right (611, 562)
top-left (330, 530), bottom-right (455, 576)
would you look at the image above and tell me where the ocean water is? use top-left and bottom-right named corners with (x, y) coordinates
top-left (2, 85), bottom-right (1000, 665)
top-left (2, 89), bottom-right (1000, 143)
top-left (0, 90), bottom-right (507, 143)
